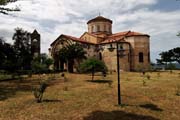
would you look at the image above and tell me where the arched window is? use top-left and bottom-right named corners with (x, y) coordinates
top-left (104, 25), bottom-right (106, 31)
top-left (148, 52), bottom-right (150, 63)
top-left (139, 52), bottom-right (144, 63)
top-left (97, 25), bottom-right (100, 32)
top-left (99, 52), bottom-right (102, 60)
top-left (91, 26), bottom-right (94, 32)
top-left (109, 26), bottom-right (111, 32)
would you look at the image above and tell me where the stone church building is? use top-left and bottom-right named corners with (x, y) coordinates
top-left (50, 16), bottom-right (150, 72)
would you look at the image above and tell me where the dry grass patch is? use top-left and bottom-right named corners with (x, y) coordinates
top-left (0, 71), bottom-right (180, 120)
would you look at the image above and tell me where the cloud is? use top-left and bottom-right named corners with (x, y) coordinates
top-left (0, 0), bottom-right (179, 62)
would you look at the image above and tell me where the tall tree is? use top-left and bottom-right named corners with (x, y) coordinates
top-left (177, 32), bottom-right (180, 37)
top-left (12, 27), bottom-right (32, 70)
top-left (171, 47), bottom-right (180, 64)
top-left (0, 0), bottom-right (20, 15)
top-left (58, 43), bottom-right (86, 72)
top-left (0, 37), bottom-right (16, 71)
top-left (157, 47), bottom-right (180, 65)
top-left (157, 51), bottom-right (173, 65)
top-left (31, 53), bottom-right (54, 73)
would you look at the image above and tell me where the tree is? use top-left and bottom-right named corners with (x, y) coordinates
top-left (177, 32), bottom-right (180, 37)
top-left (58, 43), bottom-right (86, 72)
top-left (12, 27), bottom-right (32, 70)
top-left (0, 0), bottom-right (20, 15)
top-left (156, 51), bottom-right (173, 65)
top-left (79, 58), bottom-right (108, 81)
top-left (0, 37), bottom-right (17, 72)
top-left (172, 47), bottom-right (180, 64)
top-left (31, 53), bottom-right (54, 73)
top-left (157, 47), bottom-right (180, 65)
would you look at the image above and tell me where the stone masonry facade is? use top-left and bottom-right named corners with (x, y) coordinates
top-left (50, 16), bottom-right (150, 72)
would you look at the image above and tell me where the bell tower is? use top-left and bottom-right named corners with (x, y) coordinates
top-left (31, 30), bottom-right (40, 58)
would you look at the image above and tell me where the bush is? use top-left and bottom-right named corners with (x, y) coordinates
top-left (79, 58), bottom-right (108, 81)
top-left (33, 81), bottom-right (48, 103)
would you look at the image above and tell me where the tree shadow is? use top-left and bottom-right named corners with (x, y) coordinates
top-left (83, 110), bottom-right (160, 120)
top-left (42, 99), bottom-right (62, 103)
top-left (0, 78), bottom-right (58, 101)
top-left (0, 87), bottom-right (16, 101)
top-left (86, 79), bottom-right (113, 84)
top-left (139, 104), bottom-right (163, 111)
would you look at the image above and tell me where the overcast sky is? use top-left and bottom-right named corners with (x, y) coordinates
top-left (0, 0), bottom-right (180, 62)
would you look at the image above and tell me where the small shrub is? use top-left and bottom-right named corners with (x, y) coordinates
top-left (61, 73), bottom-right (65, 77)
top-left (157, 72), bottom-right (161, 78)
top-left (33, 81), bottom-right (48, 103)
top-left (126, 77), bottom-right (130, 81)
top-left (48, 73), bottom-right (56, 80)
top-left (63, 86), bottom-right (68, 91)
top-left (146, 74), bottom-right (151, 80)
top-left (108, 81), bottom-right (113, 88)
top-left (176, 85), bottom-right (180, 96)
top-left (178, 73), bottom-right (180, 78)
top-left (143, 79), bottom-right (147, 86)
top-left (142, 71), bottom-right (146, 76)
top-left (61, 73), bottom-right (68, 82)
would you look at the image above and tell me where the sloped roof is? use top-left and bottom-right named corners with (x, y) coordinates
top-left (87, 16), bottom-right (113, 24)
top-left (62, 34), bottom-right (95, 44)
top-left (50, 34), bottom-right (96, 46)
top-left (100, 36), bottom-right (126, 44)
top-left (108, 31), bottom-right (149, 38)
top-left (32, 29), bottom-right (39, 35)
top-left (51, 31), bottom-right (149, 46)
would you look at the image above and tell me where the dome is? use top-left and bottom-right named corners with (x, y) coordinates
top-left (87, 16), bottom-right (113, 24)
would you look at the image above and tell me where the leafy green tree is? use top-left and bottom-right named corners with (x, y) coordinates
top-left (0, 37), bottom-right (16, 72)
top-left (31, 53), bottom-right (53, 73)
top-left (0, 0), bottom-right (20, 15)
top-left (171, 47), bottom-right (180, 64)
top-left (12, 27), bottom-right (32, 70)
top-left (58, 43), bottom-right (86, 73)
top-left (156, 51), bottom-right (173, 65)
top-left (157, 47), bottom-right (180, 65)
top-left (177, 32), bottom-right (180, 37)
top-left (79, 58), bottom-right (107, 81)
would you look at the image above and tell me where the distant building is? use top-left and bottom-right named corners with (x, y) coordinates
top-left (31, 30), bottom-right (40, 58)
top-left (50, 16), bottom-right (150, 71)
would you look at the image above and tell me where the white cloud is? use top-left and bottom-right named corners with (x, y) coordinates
top-left (0, 0), bottom-right (179, 62)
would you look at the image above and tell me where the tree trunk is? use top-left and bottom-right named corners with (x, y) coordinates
top-left (92, 71), bottom-right (94, 81)
top-left (91, 66), bottom-right (95, 81)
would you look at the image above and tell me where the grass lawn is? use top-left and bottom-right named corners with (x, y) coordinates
top-left (0, 71), bottom-right (180, 120)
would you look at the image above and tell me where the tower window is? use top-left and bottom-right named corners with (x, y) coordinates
top-left (92, 26), bottom-right (94, 32)
top-left (33, 39), bottom-right (38, 42)
top-left (139, 52), bottom-right (144, 63)
top-left (148, 52), bottom-right (150, 63)
top-left (104, 25), bottom-right (106, 31)
top-left (97, 25), bottom-right (100, 32)
top-left (99, 52), bottom-right (102, 60)
top-left (109, 26), bottom-right (111, 32)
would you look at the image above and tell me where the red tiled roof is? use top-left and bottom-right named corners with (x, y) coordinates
top-left (87, 16), bottom-right (113, 24)
top-left (108, 31), bottom-right (149, 38)
top-left (80, 32), bottom-right (101, 39)
top-left (100, 36), bottom-right (125, 44)
top-left (50, 34), bottom-right (96, 46)
top-left (62, 34), bottom-right (96, 44)
top-left (51, 31), bottom-right (149, 46)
